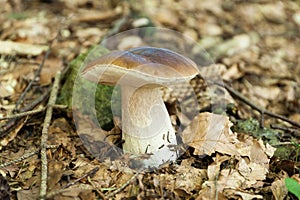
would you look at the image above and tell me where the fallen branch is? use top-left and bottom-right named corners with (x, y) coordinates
top-left (40, 71), bottom-right (61, 200)
top-left (213, 81), bottom-right (300, 128)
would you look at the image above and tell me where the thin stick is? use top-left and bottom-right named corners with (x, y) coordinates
top-left (271, 124), bottom-right (300, 135)
top-left (45, 167), bottom-right (100, 199)
top-left (0, 149), bottom-right (39, 168)
top-left (105, 170), bottom-right (142, 199)
top-left (0, 89), bottom-right (50, 137)
top-left (19, 89), bottom-right (51, 113)
top-left (87, 176), bottom-right (107, 200)
top-left (46, 184), bottom-right (92, 199)
top-left (213, 81), bottom-right (300, 128)
top-left (40, 71), bottom-right (61, 200)
top-left (0, 105), bottom-right (67, 120)
top-left (14, 47), bottom-right (52, 112)
top-left (1, 107), bottom-right (45, 120)
top-left (61, 167), bottom-right (99, 190)
top-left (0, 145), bottom-right (57, 169)
top-left (14, 24), bottom-right (64, 112)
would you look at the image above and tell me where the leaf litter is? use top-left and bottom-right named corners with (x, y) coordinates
top-left (182, 112), bottom-right (276, 199)
top-left (0, 0), bottom-right (299, 199)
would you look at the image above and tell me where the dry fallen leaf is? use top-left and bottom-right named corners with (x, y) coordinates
top-left (251, 85), bottom-right (281, 101)
top-left (79, 190), bottom-right (96, 200)
top-left (154, 8), bottom-right (179, 27)
top-left (222, 63), bottom-right (244, 81)
top-left (271, 178), bottom-right (288, 200)
top-left (153, 163), bottom-right (206, 196)
top-left (48, 118), bottom-right (76, 157)
top-left (184, 112), bottom-right (276, 198)
top-left (207, 154), bottom-right (231, 181)
top-left (71, 158), bottom-right (113, 188)
top-left (0, 118), bottom-right (26, 148)
top-left (0, 76), bottom-right (17, 98)
top-left (224, 189), bottom-right (263, 200)
top-left (48, 160), bottom-right (66, 190)
top-left (0, 41), bottom-right (48, 56)
top-left (117, 36), bottom-right (144, 50)
top-left (17, 186), bottom-right (39, 200)
top-left (237, 158), bottom-right (268, 184)
top-left (39, 57), bottom-right (63, 86)
top-left (53, 184), bottom-right (94, 200)
top-left (73, 9), bottom-right (121, 23)
top-left (182, 112), bottom-right (240, 156)
top-left (174, 162), bottom-right (207, 194)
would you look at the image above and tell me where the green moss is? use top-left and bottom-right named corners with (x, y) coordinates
top-left (8, 12), bottom-right (29, 20)
top-left (95, 84), bottom-right (121, 130)
top-left (275, 145), bottom-right (295, 160)
top-left (232, 118), bottom-right (279, 145)
top-left (58, 52), bottom-right (88, 108)
top-left (231, 118), bottom-right (300, 160)
top-left (58, 46), bottom-right (119, 130)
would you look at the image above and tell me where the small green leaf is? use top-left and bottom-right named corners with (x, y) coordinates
top-left (285, 178), bottom-right (300, 199)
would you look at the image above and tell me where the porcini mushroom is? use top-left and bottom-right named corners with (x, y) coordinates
top-left (82, 46), bottom-right (199, 167)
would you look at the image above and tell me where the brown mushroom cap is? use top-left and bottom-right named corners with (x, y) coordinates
top-left (82, 46), bottom-right (199, 85)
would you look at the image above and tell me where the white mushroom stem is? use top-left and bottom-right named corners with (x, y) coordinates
top-left (121, 84), bottom-right (178, 167)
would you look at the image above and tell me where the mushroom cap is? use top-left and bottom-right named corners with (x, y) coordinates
top-left (82, 46), bottom-right (199, 85)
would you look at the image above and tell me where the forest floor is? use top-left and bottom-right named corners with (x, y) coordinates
top-left (0, 0), bottom-right (300, 199)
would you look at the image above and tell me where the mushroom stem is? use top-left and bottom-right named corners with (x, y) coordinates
top-left (121, 85), bottom-right (177, 167)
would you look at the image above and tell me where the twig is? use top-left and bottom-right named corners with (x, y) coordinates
top-left (106, 16), bottom-right (129, 38)
top-left (213, 81), bottom-right (300, 128)
top-left (13, 23), bottom-right (64, 112)
top-left (87, 176), bottom-right (107, 200)
top-left (0, 149), bottom-right (39, 169)
top-left (2, 149), bottom-right (38, 169)
top-left (19, 89), bottom-right (51, 113)
top-left (40, 71), bottom-right (61, 200)
top-left (0, 105), bottom-right (67, 120)
top-left (1, 107), bottom-right (45, 120)
top-left (45, 167), bottom-right (100, 199)
top-left (271, 124), bottom-right (300, 136)
top-left (0, 89), bottom-right (50, 137)
top-left (105, 170), bottom-right (142, 199)
top-left (14, 47), bottom-right (52, 112)
top-left (46, 184), bottom-right (93, 199)
top-left (61, 167), bottom-right (99, 190)
top-left (0, 145), bottom-right (57, 169)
